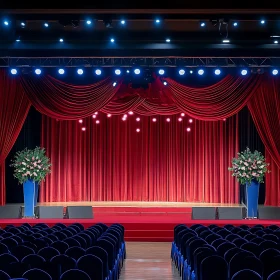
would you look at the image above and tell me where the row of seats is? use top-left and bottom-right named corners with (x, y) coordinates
top-left (171, 224), bottom-right (280, 280)
top-left (0, 222), bottom-right (126, 280)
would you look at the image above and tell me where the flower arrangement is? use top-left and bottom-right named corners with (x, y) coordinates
top-left (10, 147), bottom-right (51, 184)
top-left (228, 147), bottom-right (270, 185)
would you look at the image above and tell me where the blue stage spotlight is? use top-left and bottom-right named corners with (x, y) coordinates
top-left (44, 22), bottom-right (49, 27)
top-left (272, 69), bottom-right (278, 75)
top-left (214, 69), bottom-right (221, 75)
top-left (58, 69), bottom-right (65, 75)
top-left (241, 69), bottom-right (248, 76)
top-left (86, 20), bottom-right (92, 25)
top-left (134, 69), bottom-right (140, 75)
top-left (233, 22), bottom-right (238, 27)
top-left (95, 69), bottom-right (101, 75)
top-left (10, 69), bottom-right (17, 75)
top-left (59, 38), bottom-right (63, 42)
top-left (198, 69), bottom-right (204, 75)
top-left (77, 69), bottom-right (83, 75)
top-left (115, 69), bottom-right (121, 75)
top-left (200, 22), bottom-right (206, 27)
top-left (113, 82), bottom-right (117, 86)
top-left (163, 81), bottom-right (167, 85)
top-left (166, 38), bottom-right (171, 42)
top-left (155, 19), bottom-right (160, 23)
top-left (158, 69), bottom-right (165, 75)
top-left (110, 38), bottom-right (115, 42)
top-left (3, 20), bottom-right (9, 26)
top-left (121, 20), bottom-right (125, 25)
top-left (179, 69), bottom-right (185, 75)
top-left (35, 69), bottom-right (41, 75)
top-left (261, 20), bottom-right (265, 24)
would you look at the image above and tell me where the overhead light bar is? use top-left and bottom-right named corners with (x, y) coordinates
top-left (222, 39), bottom-right (230, 43)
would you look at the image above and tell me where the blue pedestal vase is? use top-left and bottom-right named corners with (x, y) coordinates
top-left (245, 179), bottom-right (260, 218)
top-left (23, 179), bottom-right (36, 218)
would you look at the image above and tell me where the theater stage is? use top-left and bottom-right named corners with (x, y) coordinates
top-left (0, 202), bottom-right (278, 242)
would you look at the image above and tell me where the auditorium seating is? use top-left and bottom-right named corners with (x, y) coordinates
top-left (0, 222), bottom-right (126, 280)
top-left (172, 223), bottom-right (280, 280)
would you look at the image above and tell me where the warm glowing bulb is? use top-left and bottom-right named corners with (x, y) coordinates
top-left (128, 111), bottom-right (134, 115)
top-left (178, 118), bottom-right (182, 122)
top-left (96, 120), bottom-right (100, 124)
top-left (82, 127), bottom-right (86, 131)
top-left (181, 113), bottom-right (185, 117)
top-left (223, 118), bottom-right (226, 121)
top-left (166, 118), bottom-right (170, 122)
top-left (107, 114), bottom-right (112, 117)
top-left (136, 128), bottom-right (140, 132)
top-left (94, 112), bottom-right (98, 115)
top-left (78, 119), bottom-right (83, 123)
top-left (136, 117), bottom-right (140, 122)
top-left (152, 118), bottom-right (157, 122)
top-left (189, 119), bottom-right (193, 123)
top-left (92, 115), bottom-right (96, 119)
top-left (186, 127), bottom-right (191, 132)
top-left (122, 117), bottom-right (126, 121)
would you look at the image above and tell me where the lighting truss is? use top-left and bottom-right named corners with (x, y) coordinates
top-left (0, 57), bottom-right (280, 67)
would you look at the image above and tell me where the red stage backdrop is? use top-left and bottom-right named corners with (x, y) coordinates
top-left (40, 114), bottom-right (239, 203)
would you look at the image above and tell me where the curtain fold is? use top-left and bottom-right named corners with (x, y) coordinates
top-left (0, 71), bottom-right (31, 205)
top-left (264, 151), bottom-right (280, 206)
top-left (248, 76), bottom-right (280, 169)
top-left (40, 113), bottom-right (239, 203)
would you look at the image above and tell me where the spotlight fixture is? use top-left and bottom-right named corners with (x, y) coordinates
top-left (86, 20), bottom-right (92, 25)
top-left (77, 69), bottom-right (83, 75)
top-left (166, 38), bottom-right (171, 43)
top-left (179, 69), bottom-right (185, 75)
top-left (186, 127), bottom-right (191, 132)
top-left (10, 69), bottom-right (17, 75)
top-left (200, 22), bottom-right (206, 27)
top-left (95, 69), bottom-right (101, 75)
top-left (113, 82), bottom-right (117, 86)
top-left (115, 69), bottom-right (121, 75)
top-left (272, 69), bottom-right (278, 75)
top-left (158, 69), bottom-right (165, 75)
top-left (166, 118), bottom-right (170, 122)
top-left (274, 40), bottom-right (278, 44)
top-left (121, 20), bottom-right (125, 25)
top-left (59, 38), bottom-right (63, 42)
top-left (222, 39), bottom-right (230, 43)
top-left (241, 69), bottom-right (248, 76)
top-left (152, 118), bottom-right (157, 122)
top-left (198, 69), bottom-right (204, 75)
top-left (155, 19), bottom-right (160, 23)
top-left (136, 117), bottom-right (140, 122)
top-left (20, 21), bottom-right (26, 27)
top-left (3, 20), bottom-right (9, 26)
top-left (260, 20), bottom-right (265, 24)
top-left (163, 81), bottom-right (167, 85)
top-left (233, 22), bottom-right (238, 26)
top-left (214, 69), bottom-right (221, 75)
top-left (58, 69), bottom-right (65, 75)
top-left (134, 69), bottom-right (140, 75)
top-left (44, 22), bottom-right (49, 27)
top-left (81, 127), bottom-right (86, 131)
top-left (16, 37), bottom-right (20, 42)
top-left (35, 69), bottom-right (41, 75)
top-left (110, 38), bottom-right (115, 43)
top-left (104, 19), bottom-right (113, 28)
top-left (136, 128), bottom-right (140, 132)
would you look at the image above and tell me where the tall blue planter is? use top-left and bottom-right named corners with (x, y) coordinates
top-left (246, 179), bottom-right (260, 218)
top-left (23, 179), bottom-right (36, 218)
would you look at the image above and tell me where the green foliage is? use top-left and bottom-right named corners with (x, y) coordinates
top-left (10, 147), bottom-right (51, 184)
top-left (228, 147), bottom-right (270, 185)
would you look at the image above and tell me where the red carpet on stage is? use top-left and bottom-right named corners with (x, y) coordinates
top-left (1, 207), bottom-right (280, 241)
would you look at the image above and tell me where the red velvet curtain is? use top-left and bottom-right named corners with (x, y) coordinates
top-left (265, 151), bottom-right (280, 206)
top-left (40, 113), bottom-right (239, 203)
top-left (0, 71), bottom-right (31, 205)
